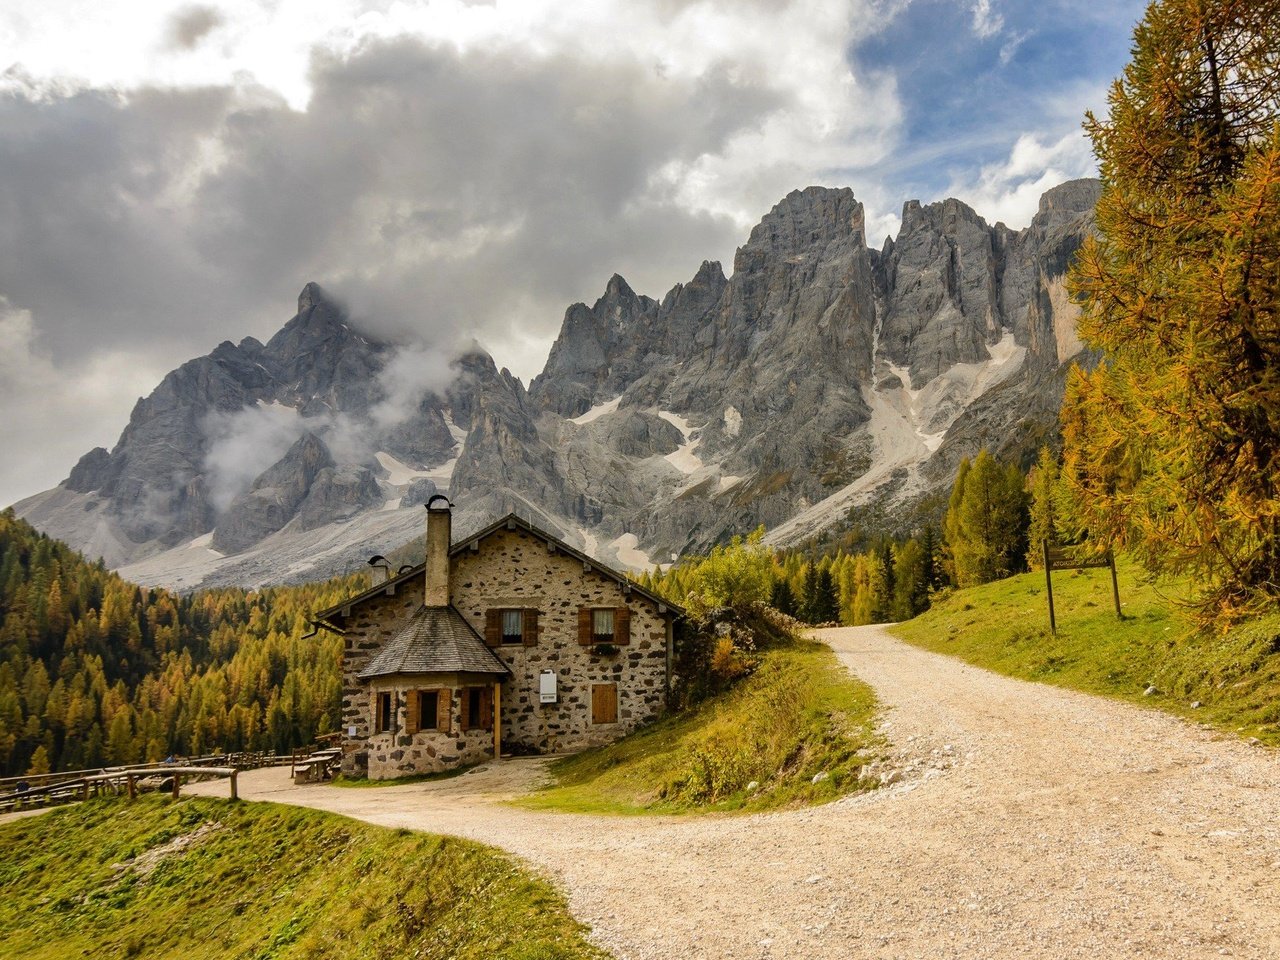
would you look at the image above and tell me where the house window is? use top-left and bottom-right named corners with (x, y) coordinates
top-left (485, 608), bottom-right (539, 647)
top-left (591, 683), bottom-right (618, 725)
top-left (592, 608), bottom-right (615, 644)
top-left (375, 691), bottom-right (393, 733)
top-left (501, 609), bottom-right (523, 644)
top-left (420, 691), bottom-right (439, 729)
top-left (460, 686), bottom-right (493, 732)
top-left (405, 690), bottom-right (441, 735)
top-left (577, 606), bottom-right (631, 645)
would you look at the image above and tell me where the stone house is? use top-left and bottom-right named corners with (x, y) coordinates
top-left (313, 496), bottom-right (680, 779)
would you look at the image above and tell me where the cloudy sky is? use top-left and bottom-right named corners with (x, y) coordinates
top-left (0, 0), bottom-right (1144, 508)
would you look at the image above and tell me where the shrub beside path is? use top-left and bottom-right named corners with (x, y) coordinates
top-left (190, 625), bottom-right (1280, 959)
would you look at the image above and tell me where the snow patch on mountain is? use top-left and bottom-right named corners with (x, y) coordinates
top-left (658, 412), bottom-right (703, 474)
top-left (609, 533), bottom-right (652, 570)
top-left (767, 331), bottom-right (1030, 547)
top-left (723, 405), bottom-right (742, 438)
top-left (374, 451), bottom-right (429, 485)
top-left (570, 396), bottom-right (622, 425)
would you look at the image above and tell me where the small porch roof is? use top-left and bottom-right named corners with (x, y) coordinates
top-left (358, 605), bottom-right (509, 679)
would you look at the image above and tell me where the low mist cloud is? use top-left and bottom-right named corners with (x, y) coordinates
top-left (367, 345), bottom-right (458, 431)
top-left (199, 340), bottom-right (465, 510)
top-left (202, 402), bottom-right (308, 511)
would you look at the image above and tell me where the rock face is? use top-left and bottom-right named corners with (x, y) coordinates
top-left (212, 432), bottom-right (334, 554)
top-left (16, 180), bottom-right (1100, 589)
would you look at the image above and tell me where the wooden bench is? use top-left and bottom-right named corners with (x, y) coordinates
top-left (292, 750), bottom-right (342, 784)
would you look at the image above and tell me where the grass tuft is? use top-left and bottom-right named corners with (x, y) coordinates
top-left (517, 636), bottom-right (882, 814)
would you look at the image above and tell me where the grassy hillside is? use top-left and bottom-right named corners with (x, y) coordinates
top-left (519, 636), bottom-right (882, 814)
top-left (891, 560), bottom-right (1280, 745)
top-left (0, 796), bottom-right (608, 960)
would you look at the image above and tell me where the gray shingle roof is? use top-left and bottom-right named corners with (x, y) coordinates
top-left (357, 605), bottom-right (509, 679)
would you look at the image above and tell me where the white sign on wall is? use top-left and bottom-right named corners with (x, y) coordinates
top-left (539, 670), bottom-right (558, 704)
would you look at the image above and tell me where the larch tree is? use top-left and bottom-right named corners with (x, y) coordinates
top-left (947, 450), bottom-right (1031, 587)
top-left (1062, 0), bottom-right (1280, 621)
top-left (1026, 446), bottom-right (1063, 568)
top-left (943, 457), bottom-right (972, 585)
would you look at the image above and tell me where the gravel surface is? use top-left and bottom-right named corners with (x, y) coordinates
top-left (188, 625), bottom-right (1280, 959)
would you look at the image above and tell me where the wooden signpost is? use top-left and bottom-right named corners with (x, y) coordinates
top-left (1043, 543), bottom-right (1122, 634)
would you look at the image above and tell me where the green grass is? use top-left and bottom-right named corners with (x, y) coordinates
top-left (0, 796), bottom-right (610, 960)
top-left (891, 559), bottom-right (1280, 745)
top-left (517, 637), bottom-right (882, 815)
top-left (332, 765), bottom-right (474, 788)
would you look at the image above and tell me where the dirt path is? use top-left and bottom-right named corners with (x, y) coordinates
top-left (188, 625), bottom-right (1280, 959)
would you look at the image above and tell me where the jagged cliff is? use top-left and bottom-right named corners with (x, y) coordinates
top-left (16, 179), bottom-right (1100, 588)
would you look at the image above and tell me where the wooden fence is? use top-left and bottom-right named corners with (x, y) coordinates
top-left (0, 752), bottom-right (293, 813)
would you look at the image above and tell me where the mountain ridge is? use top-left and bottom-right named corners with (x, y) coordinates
top-left (16, 178), bottom-right (1101, 589)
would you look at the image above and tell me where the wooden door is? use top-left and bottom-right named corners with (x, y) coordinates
top-left (591, 683), bottom-right (618, 724)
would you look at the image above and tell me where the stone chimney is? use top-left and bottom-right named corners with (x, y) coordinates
top-left (367, 554), bottom-right (391, 585)
top-left (425, 496), bottom-right (452, 607)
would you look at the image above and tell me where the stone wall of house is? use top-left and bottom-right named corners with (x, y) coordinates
top-left (337, 521), bottom-right (673, 776)
top-left (363, 673), bottom-right (497, 780)
top-left (337, 582), bottom-right (424, 776)
top-left (452, 526), bottom-right (672, 755)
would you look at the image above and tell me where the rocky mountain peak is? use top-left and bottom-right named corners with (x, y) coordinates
top-left (1038, 178), bottom-right (1102, 218)
top-left (691, 260), bottom-right (726, 287)
top-left (742, 186), bottom-right (865, 261)
top-left (296, 281), bottom-right (327, 314)
top-left (900, 195), bottom-right (988, 235)
top-left (267, 283), bottom-right (353, 354)
top-left (603, 272), bottom-right (636, 304)
top-left (528, 273), bottom-right (661, 417)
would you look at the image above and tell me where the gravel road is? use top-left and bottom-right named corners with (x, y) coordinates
top-left (189, 625), bottom-right (1280, 959)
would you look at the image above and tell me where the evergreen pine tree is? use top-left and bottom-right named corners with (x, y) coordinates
top-left (769, 578), bottom-right (798, 618)
top-left (813, 567), bottom-right (840, 624)
top-left (892, 539), bottom-right (930, 620)
top-left (799, 563), bottom-right (820, 624)
top-left (920, 526), bottom-right (941, 591)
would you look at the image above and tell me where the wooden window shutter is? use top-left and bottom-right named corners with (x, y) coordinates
top-left (591, 683), bottom-right (618, 724)
top-left (479, 686), bottom-right (493, 730)
top-left (614, 606), bottom-right (631, 645)
top-left (484, 610), bottom-right (502, 647)
top-left (436, 688), bottom-right (452, 735)
top-left (523, 608), bottom-right (540, 646)
top-left (371, 691), bottom-right (381, 731)
top-left (578, 606), bottom-right (592, 645)
top-left (405, 690), bottom-right (420, 735)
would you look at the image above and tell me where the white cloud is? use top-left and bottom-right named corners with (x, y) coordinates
top-left (949, 129), bottom-right (1097, 228)
top-left (999, 29), bottom-right (1030, 65)
top-left (970, 0), bottom-right (1004, 40)
top-left (201, 402), bottom-right (308, 511)
top-left (0, 1), bottom-right (902, 392)
top-left (0, 299), bottom-right (164, 508)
